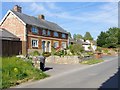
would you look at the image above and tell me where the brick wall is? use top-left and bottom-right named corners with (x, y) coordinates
top-left (1, 12), bottom-right (25, 41)
top-left (1, 12), bottom-right (27, 55)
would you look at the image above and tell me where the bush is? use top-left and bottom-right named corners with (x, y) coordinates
top-left (96, 47), bottom-right (102, 53)
top-left (2, 57), bottom-right (49, 89)
top-left (87, 51), bottom-right (94, 56)
top-left (51, 47), bottom-right (56, 55)
top-left (69, 44), bottom-right (84, 55)
top-left (30, 51), bottom-right (40, 56)
top-left (103, 49), bottom-right (108, 53)
top-left (42, 52), bottom-right (51, 57)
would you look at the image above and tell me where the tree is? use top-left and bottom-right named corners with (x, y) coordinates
top-left (73, 34), bottom-right (77, 40)
top-left (68, 32), bottom-right (72, 38)
top-left (84, 32), bottom-right (93, 40)
top-left (97, 31), bottom-right (108, 47)
top-left (97, 27), bottom-right (120, 48)
top-left (73, 34), bottom-right (83, 40)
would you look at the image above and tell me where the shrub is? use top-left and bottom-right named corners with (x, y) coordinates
top-left (96, 47), bottom-right (102, 53)
top-left (87, 51), bottom-right (94, 56)
top-left (30, 51), bottom-right (40, 56)
top-left (54, 50), bottom-right (63, 57)
top-left (69, 44), bottom-right (84, 55)
top-left (103, 49), bottom-right (108, 53)
top-left (2, 57), bottom-right (49, 89)
top-left (42, 52), bottom-right (51, 57)
top-left (51, 47), bottom-right (56, 55)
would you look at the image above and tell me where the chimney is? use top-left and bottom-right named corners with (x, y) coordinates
top-left (38, 15), bottom-right (45, 20)
top-left (13, 5), bottom-right (22, 13)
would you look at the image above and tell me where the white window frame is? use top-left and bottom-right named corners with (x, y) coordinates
top-left (31, 26), bottom-right (38, 34)
top-left (62, 33), bottom-right (66, 38)
top-left (47, 30), bottom-right (51, 36)
top-left (53, 41), bottom-right (59, 48)
top-left (62, 42), bottom-right (66, 49)
top-left (54, 32), bottom-right (59, 37)
top-left (42, 29), bottom-right (46, 35)
top-left (31, 38), bottom-right (39, 48)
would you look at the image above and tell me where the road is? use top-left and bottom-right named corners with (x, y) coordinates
top-left (15, 56), bottom-right (118, 88)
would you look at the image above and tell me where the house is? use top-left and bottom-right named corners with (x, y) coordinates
top-left (0, 5), bottom-right (68, 55)
top-left (68, 38), bottom-right (76, 45)
top-left (76, 39), bottom-right (91, 51)
top-left (69, 38), bottom-right (97, 51)
top-left (0, 28), bottom-right (22, 56)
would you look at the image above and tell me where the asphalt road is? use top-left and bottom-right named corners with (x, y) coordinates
top-left (15, 56), bottom-right (118, 88)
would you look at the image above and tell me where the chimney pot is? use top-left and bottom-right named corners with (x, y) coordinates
top-left (13, 5), bottom-right (22, 13)
top-left (38, 15), bottom-right (45, 20)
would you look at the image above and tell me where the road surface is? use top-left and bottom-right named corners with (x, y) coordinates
top-left (15, 56), bottom-right (118, 88)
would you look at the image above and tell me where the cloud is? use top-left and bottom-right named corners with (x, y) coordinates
top-left (45, 2), bottom-right (60, 10)
top-left (27, 2), bottom-right (118, 26)
top-left (2, 0), bottom-right (119, 2)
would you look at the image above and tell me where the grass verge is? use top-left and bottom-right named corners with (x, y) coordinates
top-left (80, 58), bottom-right (104, 65)
top-left (1, 56), bottom-right (49, 89)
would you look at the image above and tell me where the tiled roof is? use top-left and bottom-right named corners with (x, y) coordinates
top-left (0, 28), bottom-right (20, 40)
top-left (11, 10), bottom-right (68, 34)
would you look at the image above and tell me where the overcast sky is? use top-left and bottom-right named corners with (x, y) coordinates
top-left (1, 1), bottom-right (118, 40)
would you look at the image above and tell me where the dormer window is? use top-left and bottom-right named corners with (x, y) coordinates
top-left (54, 32), bottom-right (59, 37)
top-left (42, 29), bottom-right (46, 35)
top-left (47, 30), bottom-right (51, 36)
top-left (62, 33), bottom-right (66, 38)
top-left (31, 27), bottom-right (38, 34)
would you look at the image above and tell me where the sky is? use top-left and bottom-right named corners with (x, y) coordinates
top-left (1, 2), bottom-right (118, 40)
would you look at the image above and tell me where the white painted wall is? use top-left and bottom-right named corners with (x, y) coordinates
top-left (82, 45), bottom-right (90, 51)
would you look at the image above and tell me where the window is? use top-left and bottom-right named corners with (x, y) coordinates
top-left (54, 42), bottom-right (59, 48)
top-left (54, 32), bottom-right (59, 37)
top-left (62, 42), bottom-right (66, 49)
top-left (31, 27), bottom-right (38, 34)
top-left (42, 30), bottom-right (46, 35)
top-left (31, 39), bottom-right (38, 47)
top-left (47, 30), bottom-right (51, 36)
top-left (62, 33), bottom-right (66, 38)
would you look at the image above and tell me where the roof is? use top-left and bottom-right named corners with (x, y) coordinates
top-left (69, 38), bottom-right (76, 43)
top-left (91, 40), bottom-right (97, 45)
top-left (0, 28), bottom-right (20, 40)
top-left (69, 38), bottom-right (90, 45)
top-left (76, 39), bottom-right (90, 45)
top-left (11, 10), bottom-right (68, 34)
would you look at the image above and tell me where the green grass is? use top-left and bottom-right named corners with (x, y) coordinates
top-left (1, 56), bottom-right (49, 89)
top-left (80, 58), bottom-right (104, 65)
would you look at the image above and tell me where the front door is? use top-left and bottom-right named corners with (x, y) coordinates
top-left (47, 41), bottom-right (50, 52)
top-left (42, 41), bottom-right (45, 52)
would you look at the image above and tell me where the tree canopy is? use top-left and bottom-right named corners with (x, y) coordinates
top-left (68, 32), bottom-right (72, 38)
top-left (73, 34), bottom-right (83, 40)
top-left (84, 32), bottom-right (93, 40)
top-left (97, 27), bottom-right (120, 48)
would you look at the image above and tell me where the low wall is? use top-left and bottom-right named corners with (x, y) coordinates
top-left (46, 56), bottom-right (81, 64)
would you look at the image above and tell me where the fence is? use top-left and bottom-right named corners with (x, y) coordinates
top-left (2, 40), bottom-right (22, 56)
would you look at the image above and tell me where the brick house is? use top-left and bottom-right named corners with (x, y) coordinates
top-left (0, 5), bottom-right (68, 55)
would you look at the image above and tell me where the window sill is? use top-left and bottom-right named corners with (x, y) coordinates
top-left (32, 47), bottom-right (38, 49)
top-left (32, 33), bottom-right (39, 35)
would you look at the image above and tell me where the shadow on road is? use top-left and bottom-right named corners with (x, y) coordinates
top-left (44, 67), bottom-right (53, 72)
top-left (99, 67), bottom-right (119, 90)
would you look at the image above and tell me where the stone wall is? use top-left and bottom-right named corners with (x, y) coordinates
top-left (32, 57), bottom-right (40, 69)
top-left (46, 56), bottom-right (80, 64)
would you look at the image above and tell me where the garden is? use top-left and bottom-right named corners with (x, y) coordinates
top-left (1, 56), bottom-right (49, 89)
